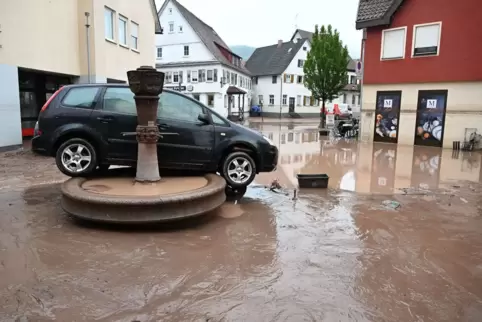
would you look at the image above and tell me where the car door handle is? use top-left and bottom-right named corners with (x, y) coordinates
top-left (97, 116), bottom-right (115, 123)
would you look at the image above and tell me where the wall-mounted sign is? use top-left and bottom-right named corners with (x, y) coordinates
top-left (186, 85), bottom-right (193, 92)
top-left (164, 85), bottom-right (186, 91)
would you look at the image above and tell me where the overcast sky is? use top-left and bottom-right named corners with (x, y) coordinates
top-left (155, 0), bottom-right (363, 58)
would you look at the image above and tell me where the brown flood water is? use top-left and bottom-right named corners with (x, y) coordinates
top-left (1, 121), bottom-right (482, 321)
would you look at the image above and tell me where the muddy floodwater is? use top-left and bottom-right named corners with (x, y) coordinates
top-left (1, 120), bottom-right (482, 321)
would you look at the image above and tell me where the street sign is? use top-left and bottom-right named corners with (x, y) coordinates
top-left (356, 60), bottom-right (363, 79)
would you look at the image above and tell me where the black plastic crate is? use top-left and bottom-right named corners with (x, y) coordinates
top-left (296, 174), bottom-right (329, 188)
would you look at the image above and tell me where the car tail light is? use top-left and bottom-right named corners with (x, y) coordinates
top-left (40, 86), bottom-right (64, 112)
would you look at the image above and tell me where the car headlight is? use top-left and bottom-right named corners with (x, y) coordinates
top-left (263, 135), bottom-right (274, 146)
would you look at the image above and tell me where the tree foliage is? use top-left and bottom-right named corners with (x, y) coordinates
top-left (303, 25), bottom-right (350, 121)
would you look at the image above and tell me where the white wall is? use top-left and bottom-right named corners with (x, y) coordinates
top-left (156, 0), bottom-right (214, 63)
top-left (0, 65), bottom-right (22, 149)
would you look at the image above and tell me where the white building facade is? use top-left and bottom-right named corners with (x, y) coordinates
top-left (247, 29), bottom-right (360, 117)
top-left (155, 0), bottom-right (252, 118)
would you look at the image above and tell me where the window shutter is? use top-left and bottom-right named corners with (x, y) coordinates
top-left (284, 74), bottom-right (287, 83)
top-left (382, 28), bottom-right (406, 59)
top-left (290, 75), bottom-right (294, 83)
top-left (310, 96), bottom-right (314, 106)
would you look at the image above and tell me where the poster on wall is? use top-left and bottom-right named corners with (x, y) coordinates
top-left (373, 91), bottom-right (402, 144)
top-left (414, 90), bottom-right (448, 147)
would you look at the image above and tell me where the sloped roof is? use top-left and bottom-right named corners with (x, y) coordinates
top-left (149, 0), bottom-right (163, 34)
top-left (355, 0), bottom-right (404, 29)
top-left (245, 40), bottom-right (306, 76)
top-left (290, 29), bottom-right (314, 42)
top-left (158, 0), bottom-right (250, 75)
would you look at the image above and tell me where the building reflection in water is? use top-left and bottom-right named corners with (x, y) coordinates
top-left (258, 125), bottom-right (482, 193)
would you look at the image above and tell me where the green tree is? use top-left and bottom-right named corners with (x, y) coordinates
top-left (303, 25), bottom-right (350, 128)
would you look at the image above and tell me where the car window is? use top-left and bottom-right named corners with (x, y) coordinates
top-left (158, 92), bottom-right (203, 123)
top-left (211, 112), bottom-right (228, 126)
top-left (103, 87), bottom-right (136, 115)
top-left (62, 87), bottom-right (99, 108)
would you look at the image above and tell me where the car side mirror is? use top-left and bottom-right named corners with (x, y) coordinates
top-left (197, 113), bottom-right (210, 125)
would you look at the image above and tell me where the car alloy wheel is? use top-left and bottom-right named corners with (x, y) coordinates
top-left (61, 143), bottom-right (92, 173)
top-left (227, 157), bottom-right (252, 185)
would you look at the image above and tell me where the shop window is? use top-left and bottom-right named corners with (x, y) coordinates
top-left (62, 87), bottom-right (99, 109)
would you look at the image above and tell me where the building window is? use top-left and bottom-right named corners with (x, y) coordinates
top-left (272, 76), bottom-right (277, 84)
top-left (131, 22), bottom-right (139, 50)
top-left (284, 74), bottom-right (294, 83)
top-left (352, 94), bottom-right (355, 105)
top-left (187, 71), bottom-right (191, 82)
top-left (413, 22), bottom-right (441, 57)
top-left (213, 69), bottom-right (218, 82)
top-left (381, 27), bottom-right (406, 60)
top-left (199, 69), bottom-right (206, 82)
top-left (234, 74), bottom-right (238, 86)
top-left (207, 70), bottom-right (213, 82)
top-left (253, 77), bottom-right (258, 85)
top-left (156, 47), bottom-right (162, 59)
top-left (193, 94), bottom-right (200, 101)
top-left (350, 75), bottom-right (356, 84)
top-left (165, 72), bottom-right (172, 83)
top-left (179, 25), bottom-right (183, 32)
top-left (118, 15), bottom-right (128, 46)
top-left (169, 22), bottom-right (174, 33)
top-left (231, 73), bottom-right (235, 84)
top-left (173, 72), bottom-right (179, 83)
top-left (297, 95), bottom-right (301, 106)
top-left (343, 93), bottom-right (347, 104)
top-left (297, 59), bottom-right (304, 67)
top-left (269, 95), bottom-right (274, 105)
top-left (258, 95), bottom-right (263, 104)
top-left (297, 75), bottom-right (303, 84)
top-left (303, 46), bottom-right (307, 51)
top-left (207, 94), bottom-right (214, 107)
top-left (357, 95), bottom-right (360, 105)
top-left (104, 7), bottom-right (115, 41)
top-left (191, 71), bottom-right (198, 82)
top-left (282, 95), bottom-right (287, 105)
top-left (184, 45), bottom-right (189, 56)
top-left (168, 8), bottom-right (172, 14)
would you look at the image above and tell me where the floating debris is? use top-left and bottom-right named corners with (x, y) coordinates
top-left (382, 200), bottom-right (401, 210)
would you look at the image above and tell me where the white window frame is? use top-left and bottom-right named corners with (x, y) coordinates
top-left (282, 95), bottom-right (287, 105)
top-left (269, 95), bottom-right (274, 105)
top-left (169, 22), bottom-right (174, 33)
top-left (183, 45), bottom-right (189, 57)
top-left (104, 7), bottom-right (115, 42)
top-left (173, 72), bottom-right (179, 83)
top-left (258, 95), bottom-right (263, 104)
top-left (411, 22), bottom-right (442, 58)
top-left (118, 15), bottom-right (128, 47)
top-left (191, 70), bottom-right (199, 83)
top-left (296, 95), bottom-right (301, 106)
top-left (380, 26), bottom-right (407, 60)
top-left (131, 21), bottom-right (139, 51)
top-left (156, 47), bottom-right (162, 59)
top-left (207, 70), bottom-right (213, 82)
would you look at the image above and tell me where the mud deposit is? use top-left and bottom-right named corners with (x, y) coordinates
top-left (1, 123), bottom-right (482, 321)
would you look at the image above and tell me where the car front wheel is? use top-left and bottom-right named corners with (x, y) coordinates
top-left (221, 151), bottom-right (256, 188)
top-left (55, 138), bottom-right (98, 177)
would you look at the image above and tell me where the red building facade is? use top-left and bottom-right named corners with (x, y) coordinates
top-left (356, 0), bottom-right (482, 149)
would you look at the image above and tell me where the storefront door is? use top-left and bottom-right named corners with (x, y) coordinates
top-left (289, 97), bottom-right (295, 113)
top-left (373, 91), bottom-right (401, 144)
top-left (414, 90), bottom-right (448, 148)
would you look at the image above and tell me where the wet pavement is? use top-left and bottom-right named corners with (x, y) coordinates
top-left (1, 120), bottom-right (482, 321)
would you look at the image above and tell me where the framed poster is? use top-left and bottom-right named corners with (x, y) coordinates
top-left (373, 91), bottom-right (402, 144)
top-left (414, 90), bottom-right (448, 147)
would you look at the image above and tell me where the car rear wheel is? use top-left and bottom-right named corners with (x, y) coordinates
top-left (221, 151), bottom-right (256, 188)
top-left (55, 138), bottom-right (98, 177)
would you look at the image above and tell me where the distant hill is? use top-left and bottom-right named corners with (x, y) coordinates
top-left (230, 45), bottom-right (256, 60)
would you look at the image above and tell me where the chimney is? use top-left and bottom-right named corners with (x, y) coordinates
top-left (277, 40), bottom-right (283, 48)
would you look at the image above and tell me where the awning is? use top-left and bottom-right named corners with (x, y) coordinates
top-left (226, 86), bottom-right (246, 95)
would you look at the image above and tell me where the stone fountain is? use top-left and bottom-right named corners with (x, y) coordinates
top-left (60, 66), bottom-right (226, 224)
